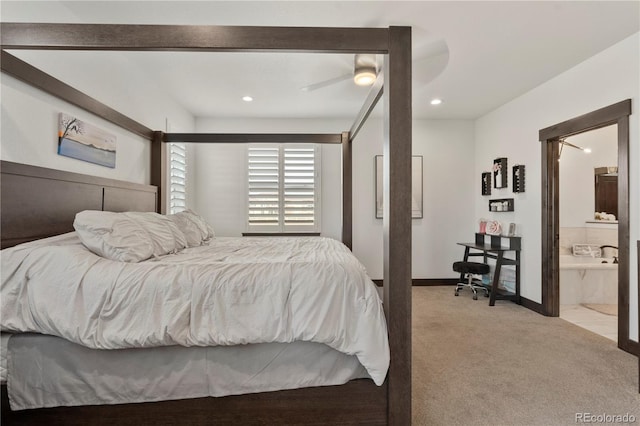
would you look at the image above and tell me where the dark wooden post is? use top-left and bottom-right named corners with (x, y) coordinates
top-left (540, 137), bottom-right (560, 317)
top-left (616, 115), bottom-right (630, 347)
top-left (384, 26), bottom-right (412, 425)
top-left (342, 131), bottom-right (352, 250)
top-left (151, 131), bottom-right (166, 214)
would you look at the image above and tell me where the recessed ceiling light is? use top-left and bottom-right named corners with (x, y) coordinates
top-left (430, 98), bottom-right (442, 105)
top-left (242, 96), bottom-right (253, 102)
top-left (583, 148), bottom-right (592, 154)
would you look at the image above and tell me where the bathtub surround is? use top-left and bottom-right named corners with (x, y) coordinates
top-left (559, 255), bottom-right (618, 306)
top-left (560, 225), bottom-right (619, 342)
top-left (560, 227), bottom-right (618, 256)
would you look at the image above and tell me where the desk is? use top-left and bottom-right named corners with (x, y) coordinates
top-left (457, 239), bottom-right (521, 306)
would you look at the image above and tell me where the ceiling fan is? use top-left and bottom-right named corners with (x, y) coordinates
top-left (300, 39), bottom-right (450, 92)
top-left (300, 54), bottom-right (379, 92)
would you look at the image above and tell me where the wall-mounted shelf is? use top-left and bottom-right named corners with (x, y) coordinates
top-left (489, 198), bottom-right (514, 212)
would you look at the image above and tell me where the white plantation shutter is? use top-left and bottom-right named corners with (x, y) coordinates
top-left (283, 147), bottom-right (316, 229)
top-left (247, 146), bottom-right (280, 229)
top-left (247, 144), bottom-right (320, 233)
top-left (169, 142), bottom-right (187, 214)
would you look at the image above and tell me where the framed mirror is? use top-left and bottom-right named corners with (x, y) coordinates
top-left (594, 166), bottom-right (618, 219)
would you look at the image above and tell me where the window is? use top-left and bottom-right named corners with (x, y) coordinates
top-left (247, 144), bottom-right (321, 233)
top-left (169, 142), bottom-right (187, 214)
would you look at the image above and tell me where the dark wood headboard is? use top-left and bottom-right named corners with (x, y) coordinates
top-left (1, 161), bottom-right (157, 249)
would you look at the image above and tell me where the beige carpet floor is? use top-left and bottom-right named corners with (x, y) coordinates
top-left (412, 286), bottom-right (639, 426)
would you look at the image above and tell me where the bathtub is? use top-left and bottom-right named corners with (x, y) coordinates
top-left (559, 255), bottom-right (618, 305)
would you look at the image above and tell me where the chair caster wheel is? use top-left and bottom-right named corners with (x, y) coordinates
top-left (473, 294), bottom-right (478, 300)
top-left (454, 291), bottom-right (459, 296)
top-left (484, 293), bottom-right (490, 298)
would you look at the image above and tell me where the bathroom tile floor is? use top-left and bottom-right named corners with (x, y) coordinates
top-left (560, 304), bottom-right (617, 342)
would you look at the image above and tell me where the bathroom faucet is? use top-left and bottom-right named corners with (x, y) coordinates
top-left (599, 245), bottom-right (619, 263)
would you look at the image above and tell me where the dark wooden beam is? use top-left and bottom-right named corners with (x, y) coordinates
top-left (539, 99), bottom-right (631, 141)
top-left (151, 131), bottom-right (167, 214)
top-left (1, 23), bottom-right (389, 53)
top-left (350, 73), bottom-right (384, 141)
top-left (0, 50), bottom-right (154, 141)
top-left (163, 133), bottom-right (342, 144)
top-left (341, 132), bottom-right (352, 250)
top-left (383, 26), bottom-right (412, 426)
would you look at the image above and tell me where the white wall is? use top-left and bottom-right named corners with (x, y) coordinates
top-left (474, 32), bottom-right (639, 341)
top-left (1, 70), bottom-right (195, 185)
top-left (560, 125), bottom-right (618, 227)
top-left (1, 75), bottom-right (142, 184)
top-left (352, 113), bottom-right (476, 279)
top-left (192, 118), bottom-right (347, 241)
top-left (0, 1), bottom-right (195, 185)
top-left (194, 115), bottom-right (475, 280)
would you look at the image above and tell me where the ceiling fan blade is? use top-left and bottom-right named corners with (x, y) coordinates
top-left (300, 73), bottom-right (352, 92)
top-left (412, 38), bottom-right (450, 87)
top-left (413, 51), bottom-right (449, 85)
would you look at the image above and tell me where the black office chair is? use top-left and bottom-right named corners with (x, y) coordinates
top-left (453, 261), bottom-right (490, 300)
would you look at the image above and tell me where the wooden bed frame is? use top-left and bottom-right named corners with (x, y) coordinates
top-left (0, 23), bottom-right (412, 425)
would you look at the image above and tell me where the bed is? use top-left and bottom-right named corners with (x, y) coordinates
top-left (0, 23), bottom-right (412, 425)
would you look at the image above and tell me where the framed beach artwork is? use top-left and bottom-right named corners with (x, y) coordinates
top-left (375, 155), bottom-right (423, 219)
top-left (58, 113), bottom-right (116, 168)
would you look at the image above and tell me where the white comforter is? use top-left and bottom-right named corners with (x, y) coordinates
top-left (1, 234), bottom-right (389, 385)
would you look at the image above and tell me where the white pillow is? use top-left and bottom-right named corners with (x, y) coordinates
top-left (73, 210), bottom-right (188, 262)
top-left (168, 209), bottom-right (214, 247)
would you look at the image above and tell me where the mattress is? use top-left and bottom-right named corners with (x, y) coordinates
top-left (5, 333), bottom-right (369, 410)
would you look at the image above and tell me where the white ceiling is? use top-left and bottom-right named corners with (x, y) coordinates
top-left (2, 1), bottom-right (639, 120)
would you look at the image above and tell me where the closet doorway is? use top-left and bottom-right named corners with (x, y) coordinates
top-left (539, 99), bottom-right (635, 355)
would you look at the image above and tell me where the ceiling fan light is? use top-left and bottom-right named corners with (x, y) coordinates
top-left (354, 67), bottom-right (376, 86)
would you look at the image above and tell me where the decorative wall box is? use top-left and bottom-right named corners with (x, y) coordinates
top-left (481, 172), bottom-right (491, 195)
top-left (489, 198), bottom-right (514, 212)
top-left (493, 157), bottom-right (507, 189)
top-left (513, 165), bottom-right (525, 193)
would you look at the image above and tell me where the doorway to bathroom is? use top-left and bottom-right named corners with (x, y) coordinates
top-left (539, 99), bottom-right (636, 355)
top-left (557, 125), bottom-right (618, 342)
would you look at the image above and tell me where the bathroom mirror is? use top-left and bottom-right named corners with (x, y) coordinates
top-left (594, 166), bottom-right (618, 219)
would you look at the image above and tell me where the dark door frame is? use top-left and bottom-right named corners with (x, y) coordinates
top-left (539, 99), bottom-right (636, 355)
